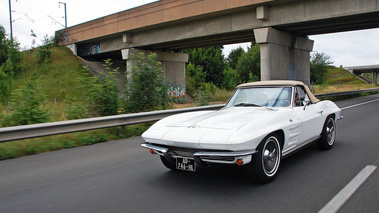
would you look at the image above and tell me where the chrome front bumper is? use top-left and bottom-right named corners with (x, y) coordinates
top-left (141, 143), bottom-right (257, 165)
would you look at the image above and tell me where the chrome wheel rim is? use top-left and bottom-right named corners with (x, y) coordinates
top-left (262, 136), bottom-right (280, 176)
top-left (326, 118), bottom-right (336, 145)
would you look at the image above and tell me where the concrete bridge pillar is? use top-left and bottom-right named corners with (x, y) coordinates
top-left (373, 72), bottom-right (378, 85)
top-left (254, 27), bottom-right (314, 86)
top-left (121, 48), bottom-right (188, 100)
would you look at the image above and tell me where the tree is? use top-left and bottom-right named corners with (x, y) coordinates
top-left (0, 25), bottom-right (21, 103)
top-left (236, 44), bottom-right (260, 83)
top-left (186, 46), bottom-right (226, 87)
top-left (227, 46), bottom-right (245, 70)
top-left (0, 26), bottom-right (8, 65)
top-left (124, 52), bottom-right (171, 113)
top-left (222, 65), bottom-right (240, 90)
top-left (310, 52), bottom-right (333, 84)
top-left (185, 62), bottom-right (206, 97)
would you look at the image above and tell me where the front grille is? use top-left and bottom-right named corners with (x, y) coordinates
top-left (151, 144), bottom-right (199, 158)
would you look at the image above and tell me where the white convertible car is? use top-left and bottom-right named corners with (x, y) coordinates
top-left (141, 80), bottom-right (343, 183)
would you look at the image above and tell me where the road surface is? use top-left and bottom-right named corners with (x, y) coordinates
top-left (0, 94), bottom-right (378, 213)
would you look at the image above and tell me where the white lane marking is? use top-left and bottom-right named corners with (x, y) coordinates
top-left (318, 165), bottom-right (377, 213)
top-left (341, 99), bottom-right (379, 110)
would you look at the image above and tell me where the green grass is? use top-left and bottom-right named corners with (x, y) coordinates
top-left (323, 66), bottom-right (363, 85)
top-left (16, 47), bottom-right (86, 102)
top-left (313, 66), bottom-right (377, 94)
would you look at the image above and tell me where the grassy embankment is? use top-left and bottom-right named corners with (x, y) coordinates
top-left (0, 47), bottom-right (150, 160)
top-left (0, 47), bottom-right (377, 160)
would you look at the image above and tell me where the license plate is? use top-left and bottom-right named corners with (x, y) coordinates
top-left (176, 157), bottom-right (196, 172)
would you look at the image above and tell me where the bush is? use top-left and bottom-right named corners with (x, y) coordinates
top-left (124, 53), bottom-right (171, 113)
top-left (77, 59), bottom-right (120, 117)
top-left (37, 35), bottom-right (54, 64)
top-left (64, 98), bottom-right (88, 120)
top-left (1, 82), bottom-right (49, 127)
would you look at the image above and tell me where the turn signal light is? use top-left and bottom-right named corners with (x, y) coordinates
top-left (236, 158), bottom-right (244, 166)
top-left (149, 149), bottom-right (155, 154)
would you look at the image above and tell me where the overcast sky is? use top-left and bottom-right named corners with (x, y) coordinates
top-left (1, 0), bottom-right (378, 67)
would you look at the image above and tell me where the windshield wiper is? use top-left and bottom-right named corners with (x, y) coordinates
top-left (235, 103), bottom-right (262, 107)
top-left (234, 103), bottom-right (275, 111)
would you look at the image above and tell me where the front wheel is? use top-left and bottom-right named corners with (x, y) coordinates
top-left (247, 133), bottom-right (282, 183)
top-left (317, 115), bottom-right (336, 150)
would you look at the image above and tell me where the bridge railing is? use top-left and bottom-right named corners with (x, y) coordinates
top-left (1, 88), bottom-right (378, 143)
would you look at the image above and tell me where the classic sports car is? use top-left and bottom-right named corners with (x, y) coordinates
top-left (141, 80), bottom-right (343, 183)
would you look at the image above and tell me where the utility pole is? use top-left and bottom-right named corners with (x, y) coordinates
top-left (8, 0), bottom-right (13, 39)
top-left (59, 2), bottom-right (67, 28)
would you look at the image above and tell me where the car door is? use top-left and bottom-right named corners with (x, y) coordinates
top-left (292, 86), bottom-right (324, 144)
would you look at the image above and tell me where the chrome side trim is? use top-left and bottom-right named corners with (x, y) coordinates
top-left (282, 135), bottom-right (321, 158)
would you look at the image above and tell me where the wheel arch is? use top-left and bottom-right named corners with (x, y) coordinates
top-left (270, 130), bottom-right (285, 150)
top-left (328, 113), bottom-right (336, 120)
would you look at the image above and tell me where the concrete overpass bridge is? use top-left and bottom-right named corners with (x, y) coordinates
top-left (56, 0), bottom-right (379, 94)
top-left (345, 65), bottom-right (379, 85)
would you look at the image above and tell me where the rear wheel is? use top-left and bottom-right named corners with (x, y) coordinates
top-left (317, 115), bottom-right (336, 150)
top-left (247, 133), bottom-right (281, 183)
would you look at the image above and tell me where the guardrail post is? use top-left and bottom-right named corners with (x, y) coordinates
top-left (119, 125), bottom-right (126, 137)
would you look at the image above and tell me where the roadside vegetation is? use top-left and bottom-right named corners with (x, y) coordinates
top-left (0, 25), bottom-right (377, 160)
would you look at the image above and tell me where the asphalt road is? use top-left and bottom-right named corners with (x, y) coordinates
top-left (0, 94), bottom-right (378, 213)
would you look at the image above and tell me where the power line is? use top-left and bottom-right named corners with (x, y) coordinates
top-left (47, 15), bottom-right (65, 28)
top-left (11, 11), bottom-right (34, 23)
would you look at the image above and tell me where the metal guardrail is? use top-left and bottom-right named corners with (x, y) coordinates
top-left (314, 87), bottom-right (379, 99)
top-left (0, 88), bottom-right (378, 143)
top-left (0, 104), bottom-right (224, 143)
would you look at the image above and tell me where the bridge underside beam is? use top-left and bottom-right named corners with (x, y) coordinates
top-left (254, 27), bottom-right (314, 85)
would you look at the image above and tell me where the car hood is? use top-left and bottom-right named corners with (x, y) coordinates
top-left (166, 107), bottom-right (276, 130)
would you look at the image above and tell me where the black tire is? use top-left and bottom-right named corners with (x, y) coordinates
top-left (317, 115), bottom-right (336, 150)
top-left (160, 155), bottom-right (177, 170)
top-left (247, 133), bottom-right (282, 183)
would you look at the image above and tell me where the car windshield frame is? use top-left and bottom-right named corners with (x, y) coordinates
top-left (226, 86), bottom-right (293, 108)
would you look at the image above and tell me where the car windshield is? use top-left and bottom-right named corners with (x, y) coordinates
top-left (226, 87), bottom-right (292, 108)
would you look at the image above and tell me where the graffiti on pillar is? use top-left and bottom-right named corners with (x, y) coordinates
top-left (57, 30), bottom-right (77, 44)
top-left (167, 86), bottom-right (186, 101)
top-left (78, 43), bottom-right (102, 56)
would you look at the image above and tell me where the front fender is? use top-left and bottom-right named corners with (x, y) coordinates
top-left (225, 110), bottom-right (293, 151)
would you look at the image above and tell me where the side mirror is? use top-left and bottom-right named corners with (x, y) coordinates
top-left (303, 100), bottom-right (311, 110)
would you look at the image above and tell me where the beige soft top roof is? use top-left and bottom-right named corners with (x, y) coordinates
top-left (237, 80), bottom-right (320, 104)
